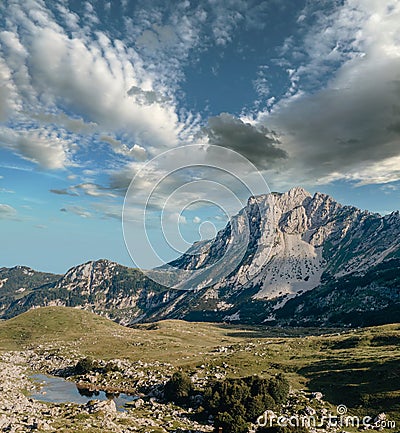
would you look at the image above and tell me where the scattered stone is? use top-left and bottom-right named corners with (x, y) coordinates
top-left (312, 391), bottom-right (323, 400)
top-left (85, 399), bottom-right (117, 414)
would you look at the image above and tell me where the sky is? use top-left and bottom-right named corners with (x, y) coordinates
top-left (1, 0), bottom-right (400, 273)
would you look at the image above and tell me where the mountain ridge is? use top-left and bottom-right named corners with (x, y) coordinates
top-left (1, 187), bottom-right (399, 327)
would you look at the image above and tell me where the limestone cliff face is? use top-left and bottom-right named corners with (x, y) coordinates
top-left (170, 186), bottom-right (399, 300)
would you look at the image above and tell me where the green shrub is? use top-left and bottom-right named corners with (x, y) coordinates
top-left (164, 371), bottom-right (193, 404)
top-left (204, 375), bottom-right (289, 433)
top-left (214, 411), bottom-right (248, 433)
top-left (103, 361), bottom-right (120, 373)
top-left (246, 395), bottom-right (269, 422)
top-left (75, 357), bottom-right (95, 375)
top-left (268, 373), bottom-right (290, 405)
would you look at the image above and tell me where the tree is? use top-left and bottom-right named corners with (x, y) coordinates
top-left (75, 357), bottom-right (95, 375)
top-left (214, 411), bottom-right (249, 433)
top-left (246, 395), bottom-right (268, 422)
top-left (164, 371), bottom-right (193, 404)
top-left (268, 374), bottom-right (290, 405)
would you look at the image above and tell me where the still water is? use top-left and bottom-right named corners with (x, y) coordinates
top-left (31, 373), bottom-right (137, 411)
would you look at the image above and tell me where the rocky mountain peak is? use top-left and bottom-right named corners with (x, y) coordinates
top-left (288, 186), bottom-right (312, 198)
top-left (56, 259), bottom-right (121, 293)
top-left (274, 186), bottom-right (312, 214)
top-left (11, 265), bottom-right (35, 274)
top-left (384, 210), bottom-right (400, 223)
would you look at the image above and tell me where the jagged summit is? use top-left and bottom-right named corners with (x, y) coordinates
top-left (285, 186), bottom-right (312, 202)
top-left (248, 186), bottom-right (312, 209)
top-left (10, 265), bottom-right (35, 273)
top-left (64, 258), bottom-right (117, 271)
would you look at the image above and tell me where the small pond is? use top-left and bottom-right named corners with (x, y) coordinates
top-left (31, 373), bottom-right (137, 411)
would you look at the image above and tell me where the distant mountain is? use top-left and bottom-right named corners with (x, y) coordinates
top-left (0, 266), bottom-right (61, 317)
top-left (1, 260), bottom-right (178, 325)
top-left (2, 187), bottom-right (399, 327)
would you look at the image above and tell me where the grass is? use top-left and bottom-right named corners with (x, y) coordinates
top-left (0, 306), bottom-right (399, 422)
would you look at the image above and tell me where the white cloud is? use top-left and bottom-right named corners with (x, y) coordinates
top-left (167, 212), bottom-right (187, 225)
top-left (91, 202), bottom-right (122, 220)
top-left (0, 188), bottom-right (15, 194)
top-left (0, 204), bottom-right (17, 220)
top-left (50, 182), bottom-right (116, 198)
top-left (100, 136), bottom-right (147, 160)
top-left (26, 26), bottom-right (181, 147)
top-left (321, 155), bottom-right (400, 186)
top-left (193, 216), bottom-right (201, 224)
top-left (0, 126), bottom-right (74, 170)
top-left (255, 0), bottom-right (400, 186)
top-left (0, 0), bottom-right (204, 170)
top-left (32, 113), bottom-right (98, 134)
top-left (0, 58), bottom-right (21, 121)
top-left (75, 183), bottom-right (117, 198)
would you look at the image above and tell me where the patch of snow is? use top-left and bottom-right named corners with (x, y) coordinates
top-left (223, 311), bottom-right (240, 321)
top-left (216, 301), bottom-right (233, 311)
top-left (253, 238), bottom-right (325, 301)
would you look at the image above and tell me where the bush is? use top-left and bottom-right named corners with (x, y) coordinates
top-left (164, 371), bottom-right (194, 404)
top-left (75, 357), bottom-right (95, 375)
top-left (246, 395), bottom-right (269, 422)
top-left (268, 373), bottom-right (290, 405)
top-left (214, 411), bottom-right (249, 433)
top-left (204, 375), bottom-right (290, 433)
top-left (103, 361), bottom-right (120, 373)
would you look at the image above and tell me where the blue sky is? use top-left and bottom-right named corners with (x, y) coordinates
top-left (1, 0), bottom-right (399, 273)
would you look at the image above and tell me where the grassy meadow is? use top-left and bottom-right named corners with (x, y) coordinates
top-left (0, 306), bottom-right (399, 423)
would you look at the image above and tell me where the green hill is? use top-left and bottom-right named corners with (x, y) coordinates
top-left (0, 306), bottom-right (122, 348)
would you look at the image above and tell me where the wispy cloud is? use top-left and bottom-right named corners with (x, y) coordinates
top-left (50, 182), bottom-right (117, 198)
top-left (60, 205), bottom-right (92, 218)
top-left (0, 203), bottom-right (18, 220)
top-left (0, 126), bottom-right (75, 170)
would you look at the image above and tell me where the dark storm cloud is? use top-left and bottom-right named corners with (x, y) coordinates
top-left (204, 113), bottom-right (288, 169)
top-left (266, 57), bottom-right (400, 184)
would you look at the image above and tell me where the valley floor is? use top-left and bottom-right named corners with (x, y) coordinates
top-left (0, 307), bottom-right (399, 432)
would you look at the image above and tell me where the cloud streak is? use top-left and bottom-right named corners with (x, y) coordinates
top-left (50, 182), bottom-right (117, 198)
